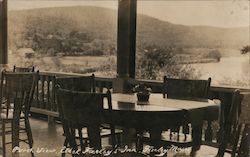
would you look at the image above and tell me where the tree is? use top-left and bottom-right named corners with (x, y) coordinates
top-left (136, 45), bottom-right (174, 80)
top-left (241, 45), bottom-right (250, 54)
top-left (136, 45), bottom-right (200, 80)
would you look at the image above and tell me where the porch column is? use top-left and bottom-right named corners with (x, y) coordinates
top-left (114, 0), bottom-right (137, 92)
top-left (0, 0), bottom-right (8, 66)
top-left (117, 0), bottom-right (137, 78)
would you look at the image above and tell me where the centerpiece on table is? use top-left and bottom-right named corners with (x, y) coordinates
top-left (133, 83), bottom-right (152, 102)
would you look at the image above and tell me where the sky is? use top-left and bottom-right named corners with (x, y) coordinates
top-left (7, 0), bottom-right (250, 28)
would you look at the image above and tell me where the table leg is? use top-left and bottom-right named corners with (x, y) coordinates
top-left (12, 99), bottom-right (22, 150)
top-left (136, 129), bottom-right (144, 152)
top-left (149, 129), bottom-right (162, 149)
top-left (87, 125), bottom-right (101, 150)
top-left (191, 124), bottom-right (202, 156)
top-left (12, 118), bottom-right (20, 148)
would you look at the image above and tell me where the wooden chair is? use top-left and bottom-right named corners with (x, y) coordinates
top-left (0, 70), bottom-right (38, 157)
top-left (56, 88), bottom-right (118, 157)
top-left (190, 89), bottom-right (243, 157)
top-left (138, 77), bottom-right (212, 150)
top-left (13, 65), bottom-right (35, 72)
top-left (56, 75), bottom-right (122, 157)
top-left (158, 77), bottom-right (212, 148)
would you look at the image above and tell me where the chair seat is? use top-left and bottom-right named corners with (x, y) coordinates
top-left (1, 101), bottom-right (14, 109)
top-left (74, 127), bottom-right (123, 139)
top-left (100, 128), bottom-right (123, 137)
top-left (190, 145), bottom-right (231, 157)
top-left (161, 130), bottom-right (192, 143)
top-left (158, 145), bottom-right (231, 157)
top-left (141, 131), bottom-right (193, 148)
top-left (1, 109), bottom-right (25, 119)
top-left (1, 101), bottom-right (26, 119)
top-left (141, 131), bottom-right (192, 142)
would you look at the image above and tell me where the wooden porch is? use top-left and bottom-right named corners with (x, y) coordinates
top-left (21, 71), bottom-right (248, 157)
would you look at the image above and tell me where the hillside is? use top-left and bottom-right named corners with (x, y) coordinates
top-left (8, 6), bottom-right (249, 55)
top-left (137, 14), bottom-right (249, 49)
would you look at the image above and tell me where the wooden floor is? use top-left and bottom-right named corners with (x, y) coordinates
top-left (1, 118), bottom-right (230, 157)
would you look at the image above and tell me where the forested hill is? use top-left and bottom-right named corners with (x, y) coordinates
top-left (8, 6), bottom-right (249, 55)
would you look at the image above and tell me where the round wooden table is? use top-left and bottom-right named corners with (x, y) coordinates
top-left (103, 93), bottom-right (220, 151)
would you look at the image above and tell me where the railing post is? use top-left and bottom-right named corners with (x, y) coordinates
top-left (36, 76), bottom-right (40, 107)
top-left (48, 116), bottom-right (55, 125)
top-left (46, 76), bottom-right (51, 110)
top-left (41, 76), bottom-right (45, 108)
top-left (52, 75), bottom-right (56, 111)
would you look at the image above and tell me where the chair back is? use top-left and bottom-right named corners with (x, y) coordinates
top-left (56, 88), bottom-right (116, 150)
top-left (239, 92), bottom-right (250, 124)
top-left (163, 76), bottom-right (211, 99)
top-left (56, 74), bottom-right (95, 92)
top-left (57, 89), bottom-right (106, 126)
top-left (55, 74), bottom-right (96, 123)
top-left (13, 65), bottom-right (35, 72)
top-left (0, 71), bottom-right (38, 118)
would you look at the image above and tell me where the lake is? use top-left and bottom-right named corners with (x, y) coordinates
top-left (9, 54), bottom-right (250, 87)
top-left (191, 56), bottom-right (250, 86)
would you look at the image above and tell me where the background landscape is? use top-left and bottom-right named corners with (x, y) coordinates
top-left (8, 6), bottom-right (250, 86)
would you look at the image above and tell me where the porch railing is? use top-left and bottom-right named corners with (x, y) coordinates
top-left (30, 71), bottom-right (249, 145)
top-left (31, 71), bottom-right (113, 118)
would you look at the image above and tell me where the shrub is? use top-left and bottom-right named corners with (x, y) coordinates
top-left (97, 57), bottom-right (116, 76)
top-left (86, 49), bottom-right (104, 56)
top-left (205, 49), bottom-right (222, 61)
top-left (241, 45), bottom-right (250, 54)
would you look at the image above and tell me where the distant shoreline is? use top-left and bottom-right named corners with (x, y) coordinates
top-left (178, 58), bottom-right (219, 64)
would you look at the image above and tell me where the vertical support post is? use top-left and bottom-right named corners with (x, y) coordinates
top-left (115, 0), bottom-right (137, 93)
top-left (128, 0), bottom-right (136, 78)
top-left (0, 0), bottom-right (8, 66)
top-left (117, 0), bottom-right (137, 78)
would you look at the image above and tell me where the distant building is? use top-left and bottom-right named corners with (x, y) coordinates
top-left (17, 48), bottom-right (35, 58)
